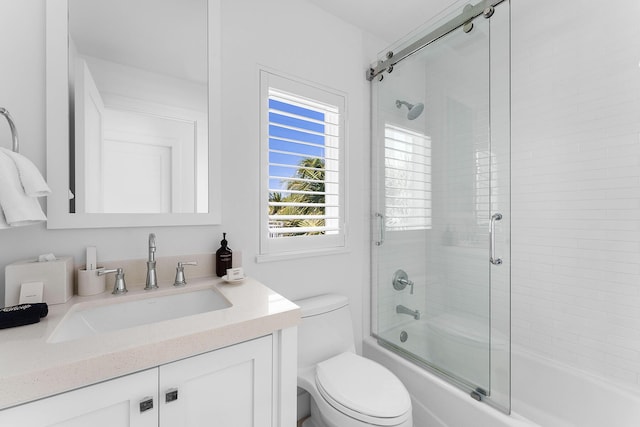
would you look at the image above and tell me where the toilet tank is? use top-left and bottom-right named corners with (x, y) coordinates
top-left (295, 294), bottom-right (356, 371)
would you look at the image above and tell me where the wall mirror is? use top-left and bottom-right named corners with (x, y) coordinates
top-left (46, 0), bottom-right (221, 228)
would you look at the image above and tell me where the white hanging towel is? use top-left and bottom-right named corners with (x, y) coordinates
top-left (0, 150), bottom-right (47, 226)
top-left (0, 147), bottom-right (51, 197)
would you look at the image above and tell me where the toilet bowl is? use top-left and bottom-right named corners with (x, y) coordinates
top-left (296, 294), bottom-right (413, 427)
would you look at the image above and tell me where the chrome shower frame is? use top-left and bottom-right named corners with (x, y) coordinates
top-left (366, 0), bottom-right (507, 82)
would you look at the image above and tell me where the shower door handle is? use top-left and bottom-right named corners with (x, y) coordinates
top-left (490, 213), bottom-right (502, 265)
top-left (375, 212), bottom-right (385, 246)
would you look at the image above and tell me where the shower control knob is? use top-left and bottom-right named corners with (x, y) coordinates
top-left (392, 269), bottom-right (414, 294)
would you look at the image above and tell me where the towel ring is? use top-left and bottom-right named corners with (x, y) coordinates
top-left (0, 107), bottom-right (19, 153)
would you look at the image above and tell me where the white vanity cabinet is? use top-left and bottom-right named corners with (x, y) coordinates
top-left (0, 334), bottom-right (287, 427)
top-left (0, 368), bottom-right (159, 427)
top-left (159, 334), bottom-right (273, 426)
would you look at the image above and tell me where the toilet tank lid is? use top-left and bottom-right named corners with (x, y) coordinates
top-left (295, 294), bottom-right (348, 318)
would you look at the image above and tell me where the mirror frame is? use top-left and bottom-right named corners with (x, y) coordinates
top-left (45, 0), bottom-right (222, 228)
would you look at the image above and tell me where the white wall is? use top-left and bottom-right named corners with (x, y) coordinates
top-left (81, 55), bottom-right (207, 113)
top-left (0, 0), bottom-right (377, 349)
top-left (511, 0), bottom-right (640, 389)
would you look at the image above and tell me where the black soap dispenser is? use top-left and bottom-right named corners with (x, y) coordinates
top-left (216, 233), bottom-right (233, 277)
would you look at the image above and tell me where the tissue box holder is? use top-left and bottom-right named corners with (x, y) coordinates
top-left (5, 257), bottom-right (73, 307)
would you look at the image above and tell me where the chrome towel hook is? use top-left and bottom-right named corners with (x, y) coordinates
top-left (0, 107), bottom-right (19, 153)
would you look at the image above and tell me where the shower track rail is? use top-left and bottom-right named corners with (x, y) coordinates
top-left (367, 0), bottom-right (506, 81)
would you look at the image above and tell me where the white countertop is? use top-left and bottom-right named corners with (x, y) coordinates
top-left (0, 277), bottom-right (300, 410)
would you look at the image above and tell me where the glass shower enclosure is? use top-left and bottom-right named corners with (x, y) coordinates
top-left (370, 0), bottom-right (511, 412)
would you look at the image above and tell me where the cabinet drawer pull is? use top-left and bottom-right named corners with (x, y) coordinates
top-left (165, 388), bottom-right (179, 403)
top-left (139, 397), bottom-right (154, 413)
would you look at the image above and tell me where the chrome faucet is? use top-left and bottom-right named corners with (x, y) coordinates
top-left (396, 304), bottom-right (420, 320)
top-left (145, 233), bottom-right (158, 290)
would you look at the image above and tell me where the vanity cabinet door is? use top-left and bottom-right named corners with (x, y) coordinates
top-left (159, 335), bottom-right (273, 427)
top-left (0, 368), bottom-right (158, 427)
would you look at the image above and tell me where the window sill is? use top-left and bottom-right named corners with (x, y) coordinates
top-left (255, 247), bottom-right (350, 264)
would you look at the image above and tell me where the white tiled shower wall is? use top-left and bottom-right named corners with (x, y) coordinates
top-left (511, 0), bottom-right (640, 388)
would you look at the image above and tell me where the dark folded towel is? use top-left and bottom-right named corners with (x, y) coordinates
top-left (0, 303), bottom-right (48, 329)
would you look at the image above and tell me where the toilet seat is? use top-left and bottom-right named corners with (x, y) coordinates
top-left (315, 352), bottom-right (412, 426)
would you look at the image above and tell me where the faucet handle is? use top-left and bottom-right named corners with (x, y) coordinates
top-left (99, 267), bottom-right (128, 295)
top-left (392, 269), bottom-right (415, 294)
top-left (174, 261), bottom-right (198, 287)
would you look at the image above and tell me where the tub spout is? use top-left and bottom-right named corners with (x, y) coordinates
top-left (396, 304), bottom-right (420, 320)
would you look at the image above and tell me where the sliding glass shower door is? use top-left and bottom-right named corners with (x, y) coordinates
top-left (371, 1), bottom-right (510, 412)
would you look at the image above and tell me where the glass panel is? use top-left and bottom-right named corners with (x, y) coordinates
top-left (488, 3), bottom-right (511, 412)
top-left (372, 3), bottom-right (510, 412)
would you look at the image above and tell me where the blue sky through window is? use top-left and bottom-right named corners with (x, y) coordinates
top-left (269, 98), bottom-right (325, 192)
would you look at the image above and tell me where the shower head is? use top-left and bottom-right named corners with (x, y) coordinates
top-left (396, 100), bottom-right (424, 120)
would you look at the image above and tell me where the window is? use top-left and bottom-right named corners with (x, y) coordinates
top-left (259, 71), bottom-right (346, 256)
top-left (384, 124), bottom-right (431, 231)
top-left (475, 149), bottom-right (496, 226)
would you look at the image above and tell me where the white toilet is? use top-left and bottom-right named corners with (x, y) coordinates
top-left (295, 294), bottom-right (413, 427)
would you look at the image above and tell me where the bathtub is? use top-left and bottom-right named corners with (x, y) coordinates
top-left (363, 336), bottom-right (531, 427)
top-left (364, 323), bottom-right (640, 426)
top-left (512, 348), bottom-right (640, 427)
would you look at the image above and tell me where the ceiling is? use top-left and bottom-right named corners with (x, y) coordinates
top-left (306, 0), bottom-right (460, 45)
top-left (68, 0), bottom-right (463, 82)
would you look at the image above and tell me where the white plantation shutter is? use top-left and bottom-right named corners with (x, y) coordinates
top-left (475, 150), bottom-right (496, 226)
top-left (260, 71), bottom-right (346, 256)
top-left (267, 91), bottom-right (340, 236)
top-left (384, 124), bottom-right (432, 231)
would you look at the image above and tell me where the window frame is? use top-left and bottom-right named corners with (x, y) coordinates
top-left (259, 70), bottom-right (347, 258)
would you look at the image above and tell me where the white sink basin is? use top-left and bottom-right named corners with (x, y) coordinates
top-left (48, 288), bottom-right (231, 343)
